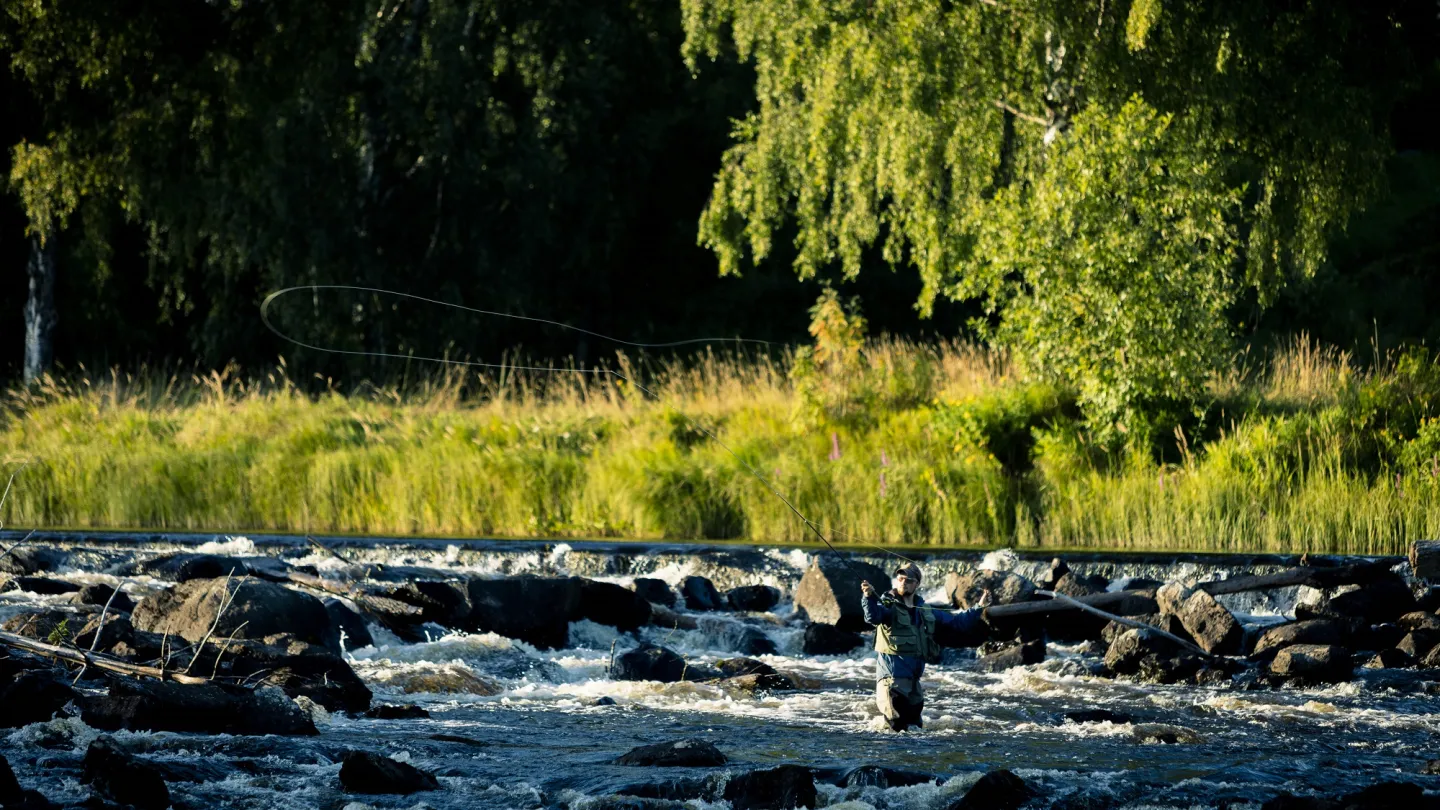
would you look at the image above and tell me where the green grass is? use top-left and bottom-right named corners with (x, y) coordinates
top-left (2, 337), bottom-right (1439, 555)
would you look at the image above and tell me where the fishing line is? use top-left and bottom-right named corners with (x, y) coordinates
top-left (260, 285), bottom-right (923, 567)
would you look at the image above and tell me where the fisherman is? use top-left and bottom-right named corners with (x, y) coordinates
top-left (861, 562), bottom-right (986, 731)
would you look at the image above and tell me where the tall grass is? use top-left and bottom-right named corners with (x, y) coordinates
top-left (2, 337), bottom-right (1437, 554)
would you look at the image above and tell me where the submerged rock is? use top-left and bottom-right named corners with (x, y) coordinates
top-left (339, 751), bottom-right (439, 794)
top-left (723, 672), bottom-right (795, 692)
top-left (127, 552), bottom-right (253, 582)
top-left (837, 765), bottom-right (938, 788)
top-left (1063, 709), bottom-right (1133, 725)
top-left (708, 621), bottom-right (777, 656)
top-left (0, 546), bottom-right (66, 576)
top-left (83, 737), bottom-right (169, 810)
top-left (725, 585), bottom-right (780, 612)
top-left (802, 622), bottom-right (863, 655)
top-left (944, 769), bottom-right (1037, 810)
top-left (795, 558), bottom-right (888, 631)
top-left (712, 657), bottom-right (776, 678)
top-left (615, 740), bottom-right (727, 767)
top-left (722, 765), bottom-right (816, 810)
top-left (132, 577), bottom-right (338, 653)
top-left (0, 576), bottom-right (79, 595)
top-left (365, 704), bottom-right (431, 719)
top-left (612, 644), bottom-right (690, 683)
top-left (74, 583), bottom-right (136, 613)
top-left (976, 639), bottom-right (1045, 673)
top-left (1267, 644), bottom-right (1353, 683)
top-left (681, 576), bottom-right (723, 611)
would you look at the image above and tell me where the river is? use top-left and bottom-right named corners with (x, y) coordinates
top-left (0, 531), bottom-right (1436, 809)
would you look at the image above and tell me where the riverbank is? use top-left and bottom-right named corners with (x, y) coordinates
top-left (2, 338), bottom-right (1438, 554)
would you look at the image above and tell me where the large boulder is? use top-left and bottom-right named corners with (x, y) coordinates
top-left (580, 579), bottom-right (652, 631)
top-left (1103, 628), bottom-right (1204, 683)
top-left (324, 598), bottom-right (375, 651)
top-left (127, 552), bottom-right (254, 582)
top-left (1250, 620), bottom-right (1348, 658)
top-left (1396, 630), bottom-right (1440, 660)
top-left (725, 585), bottom-right (780, 613)
top-left (1053, 572), bottom-right (1107, 598)
top-left (74, 583), bottom-right (136, 613)
top-left (680, 576), bottom-right (724, 611)
top-left (1267, 644), bottom-right (1353, 684)
top-left (802, 623), bottom-right (863, 655)
top-left (707, 621), bottom-right (776, 656)
top-left (132, 577), bottom-right (338, 653)
top-left (1, 576), bottom-right (78, 595)
top-left (339, 751), bottom-right (439, 795)
top-left (615, 740), bottom-right (727, 767)
top-left (465, 576), bottom-right (582, 649)
top-left (203, 637), bottom-right (372, 713)
top-left (722, 765), bottom-right (816, 810)
top-left (82, 679), bottom-right (317, 736)
top-left (0, 666), bottom-right (79, 728)
top-left (1397, 611), bottom-right (1440, 632)
top-left (632, 578), bottom-right (676, 607)
top-left (83, 738), bottom-right (169, 810)
top-left (795, 558), bottom-right (888, 631)
top-left (1300, 578), bottom-right (1416, 624)
top-left (1171, 590), bottom-right (1243, 655)
top-left (944, 769), bottom-right (1037, 810)
top-left (945, 570), bottom-right (1036, 610)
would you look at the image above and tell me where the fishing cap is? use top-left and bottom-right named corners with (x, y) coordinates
top-left (893, 562), bottom-right (922, 582)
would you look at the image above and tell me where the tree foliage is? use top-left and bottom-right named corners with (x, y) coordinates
top-left (682, 0), bottom-right (1432, 435)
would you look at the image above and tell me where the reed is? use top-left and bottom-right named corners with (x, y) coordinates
top-left (2, 338), bottom-right (1435, 555)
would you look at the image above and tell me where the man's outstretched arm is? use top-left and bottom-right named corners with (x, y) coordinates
top-left (860, 580), bottom-right (892, 626)
top-left (934, 606), bottom-right (989, 648)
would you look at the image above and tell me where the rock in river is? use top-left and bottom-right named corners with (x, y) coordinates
top-left (132, 577), bottom-right (338, 653)
top-left (794, 558), bottom-right (888, 631)
top-left (615, 740), bottom-right (727, 767)
top-left (83, 737), bottom-right (170, 810)
top-left (722, 765), bottom-right (816, 810)
top-left (339, 751), bottom-right (440, 794)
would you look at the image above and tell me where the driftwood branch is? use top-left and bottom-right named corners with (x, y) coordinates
top-left (87, 585), bottom-right (123, 654)
top-left (993, 99), bottom-right (1048, 126)
top-left (1036, 589), bottom-right (1214, 659)
top-left (0, 629), bottom-right (212, 685)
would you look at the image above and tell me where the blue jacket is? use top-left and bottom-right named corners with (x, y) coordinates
top-left (862, 590), bottom-right (986, 680)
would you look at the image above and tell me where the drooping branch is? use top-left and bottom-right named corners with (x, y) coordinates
top-left (993, 99), bottom-right (1048, 127)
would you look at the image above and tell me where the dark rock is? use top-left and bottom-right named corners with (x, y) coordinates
top-left (379, 578), bottom-right (471, 628)
top-left (1397, 611), bottom-right (1440, 631)
top-left (615, 777), bottom-right (711, 802)
top-left (323, 598), bottom-right (374, 651)
top-left (0, 755), bottom-right (22, 804)
top-left (464, 575), bottom-right (584, 649)
top-left (722, 765), bottom-right (816, 810)
top-left (0, 546), bottom-right (66, 576)
top-left (725, 585), bottom-right (780, 613)
top-left (1135, 652), bottom-right (1207, 685)
top-left (148, 759), bottom-right (236, 783)
top-left (0, 669), bottom-right (79, 728)
top-left (945, 570), bottom-right (1036, 610)
top-left (1102, 614), bottom-right (1188, 645)
top-left (633, 578), bottom-right (676, 607)
top-left (595, 696), bottom-right (617, 706)
top-left (132, 577), bottom-right (338, 654)
top-left (1362, 648), bottom-right (1413, 669)
top-left (82, 738), bottom-right (169, 810)
top-left (612, 644), bottom-right (689, 683)
top-left (723, 673), bottom-right (795, 692)
top-left (580, 579), bottom-right (652, 632)
top-left (802, 622), bottom-right (863, 655)
top-left (1, 577), bottom-right (79, 595)
top-left (82, 679), bottom-right (317, 736)
top-left (1037, 558), bottom-right (1070, 591)
top-left (1309, 579), bottom-right (1417, 624)
top-left (1423, 644), bottom-right (1440, 668)
top-left (1260, 794), bottom-right (1339, 810)
top-left (74, 584), bottom-right (136, 613)
top-left (1416, 587), bottom-right (1440, 612)
top-left (1, 610), bottom-right (75, 642)
top-left (1251, 620), bottom-right (1347, 658)
top-left (1119, 577), bottom-right (1164, 591)
top-left (339, 751), bottom-right (439, 795)
top-left (945, 769), bottom-right (1037, 810)
top-left (713, 658), bottom-right (776, 678)
top-left (1396, 630), bottom-right (1440, 660)
top-left (976, 640), bottom-right (1044, 673)
top-left (180, 636), bottom-right (371, 713)
top-left (74, 614), bottom-right (134, 652)
top-left (128, 552), bottom-right (253, 582)
top-left (1364, 622), bottom-right (1407, 651)
top-left (680, 576), bottom-right (723, 611)
top-left (1104, 628), bottom-right (1184, 676)
top-left (615, 740), bottom-right (727, 767)
top-left (1423, 760), bottom-right (1440, 775)
top-left (1172, 589), bottom-right (1243, 655)
top-left (1053, 572), bottom-right (1108, 598)
top-left (1339, 781), bottom-right (1424, 807)
top-left (840, 765), bottom-right (937, 788)
top-left (1267, 644), bottom-right (1353, 683)
top-left (1063, 709), bottom-right (1132, 724)
top-left (794, 558), bottom-right (889, 631)
top-left (365, 704), bottom-right (430, 719)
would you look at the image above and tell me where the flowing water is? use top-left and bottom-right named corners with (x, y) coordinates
top-left (1, 532), bottom-right (1436, 809)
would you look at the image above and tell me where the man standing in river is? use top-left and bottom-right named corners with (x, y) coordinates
top-left (861, 562), bottom-right (986, 731)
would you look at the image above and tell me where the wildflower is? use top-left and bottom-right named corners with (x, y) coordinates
top-left (829, 432), bottom-right (841, 461)
top-left (879, 470), bottom-right (888, 498)
top-left (881, 450), bottom-right (890, 467)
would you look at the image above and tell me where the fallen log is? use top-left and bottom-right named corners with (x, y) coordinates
top-left (0, 628), bottom-right (211, 685)
top-left (1036, 590), bottom-right (1214, 659)
top-left (985, 559), bottom-right (1397, 620)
